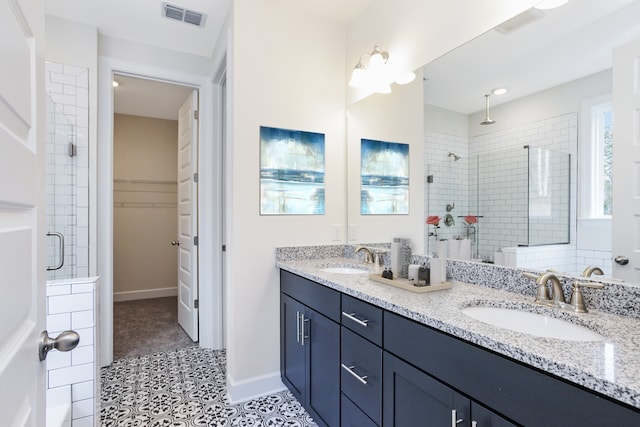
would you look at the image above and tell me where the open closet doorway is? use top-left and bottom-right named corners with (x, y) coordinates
top-left (112, 74), bottom-right (199, 359)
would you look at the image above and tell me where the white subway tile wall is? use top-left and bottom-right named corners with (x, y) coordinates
top-left (424, 132), bottom-right (470, 254)
top-left (424, 113), bottom-right (609, 274)
top-left (45, 62), bottom-right (90, 280)
top-left (46, 279), bottom-right (97, 426)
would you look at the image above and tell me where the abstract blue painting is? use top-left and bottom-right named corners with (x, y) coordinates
top-left (260, 126), bottom-right (325, 215)
top-left (361, 138), bottom-right (409, 215)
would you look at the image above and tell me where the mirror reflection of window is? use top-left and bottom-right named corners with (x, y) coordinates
top-left (582, 97), bottom-right (613, 219)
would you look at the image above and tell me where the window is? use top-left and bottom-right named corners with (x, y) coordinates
top-left (581, 97), bottom-right (613, 218)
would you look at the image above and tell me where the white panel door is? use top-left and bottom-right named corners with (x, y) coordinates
top-left (177, 90), bottom-right (199, 341)
top-left (0, 0), bottom-right (46, 425)
top-left (612, 36), bottom-right (640, 281)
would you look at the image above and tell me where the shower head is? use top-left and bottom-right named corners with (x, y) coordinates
top-left (448, 152), bottom-right (461, 161)
top-left (480, 94), bottom-right (496, 125)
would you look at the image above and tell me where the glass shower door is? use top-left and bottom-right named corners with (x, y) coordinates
top-left (45, 94), bottom-right (77, 280)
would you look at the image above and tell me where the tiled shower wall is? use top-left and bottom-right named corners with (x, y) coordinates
top-left (424, 113), bottom-right (605, 273)
top-left (469, 113), bottom-right (577, 261)
top-left (424, 132), bottom-right (469, 255)
top-left (45, 62), bottom-right (90, 280)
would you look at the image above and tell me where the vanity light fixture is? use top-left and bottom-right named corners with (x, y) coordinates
top-left (349, 44), bottom-right (416, 94)
top-left (534, 0), bottom-right (570, 10)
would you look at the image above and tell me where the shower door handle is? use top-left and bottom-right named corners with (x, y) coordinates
top-left (46, 232), bottom-right (65, 271)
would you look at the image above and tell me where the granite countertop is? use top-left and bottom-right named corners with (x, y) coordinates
top-left (277, 257), bottom-right (640, 410)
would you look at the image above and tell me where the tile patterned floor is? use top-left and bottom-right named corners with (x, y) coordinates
top-left (100, 346), bottom-right (317, 426)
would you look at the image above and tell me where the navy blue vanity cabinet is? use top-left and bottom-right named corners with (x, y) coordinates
top-left (384, 311), bottom-right (640, 426)
top-left (340, 295), bottom-right (383, 425)
top-left (341, 393), bottom-right (378, 427)
top-left (471, 402), bottom-right (519, 427)
top-left (383, 351), bottom-right (471, 426)
top-left (280, 271), bottom-right (341, 427)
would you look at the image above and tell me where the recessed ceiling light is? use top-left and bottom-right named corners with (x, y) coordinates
top-left (492, 87), bottom-right (508, 96)
top-left (534, 0), bottom-right (570, 10)
top-left (112, 80), bottom-right (119, 88)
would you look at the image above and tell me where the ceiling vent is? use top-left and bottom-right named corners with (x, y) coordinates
top-left (162, 2), bottom-right (207, 27)
top-left (495, 8), bottom-right (544, 34)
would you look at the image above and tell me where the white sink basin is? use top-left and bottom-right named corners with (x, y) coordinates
top-left (320, 267), bottom-right (369, 275)
top-left (461, 306), bottom-right (604, 342)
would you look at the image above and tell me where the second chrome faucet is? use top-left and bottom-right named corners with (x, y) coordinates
top-left (523, 271), bottom-right (604, 313)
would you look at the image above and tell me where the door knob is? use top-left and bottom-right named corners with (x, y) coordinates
top-left (39, 330), bottom-right (79, 361)
top-left (171, 240), bottom-right (180, 246)
top-left (615, 255), bottom-right (629, 265)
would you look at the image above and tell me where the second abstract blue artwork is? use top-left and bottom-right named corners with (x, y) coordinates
top-left (361, 138), bottom-right (409, 215)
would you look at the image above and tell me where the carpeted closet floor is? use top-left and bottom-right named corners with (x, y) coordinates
top-left (113, 296), bottom-right (195, 360)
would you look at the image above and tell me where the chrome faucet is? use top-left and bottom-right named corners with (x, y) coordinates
top-left (582, 266), bottom-right (604, 278)
top-left (523, 272), bottom-right (566, 307)
top-left (569, 281), bottom-right (604, 313)
top-left (355, 246), bottom-right (374, 264)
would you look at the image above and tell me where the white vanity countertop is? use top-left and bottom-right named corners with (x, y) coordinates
top-left (277, 258), bottom-right (640, 410)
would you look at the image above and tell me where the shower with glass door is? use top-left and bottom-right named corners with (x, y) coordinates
top-left (45, 62), bottom-right (90, 280)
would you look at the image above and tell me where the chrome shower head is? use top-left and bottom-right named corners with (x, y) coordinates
top-left (481, 94), bottom-right (495, 125)
top-left (448, 152), bottom-right (461, 161)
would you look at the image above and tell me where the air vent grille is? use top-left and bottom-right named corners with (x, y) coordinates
top-left (162, 2), bottom-right (207, 27)
top-left (184, 10), bottom-right (203, 26)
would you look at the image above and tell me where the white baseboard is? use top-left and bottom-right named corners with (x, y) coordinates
top-left (226, 371), bottom-right (286, 405)
top-left (113, 287), bottom-right (178, 302)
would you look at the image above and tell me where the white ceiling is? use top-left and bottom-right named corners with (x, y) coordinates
top-left (46, 0), bottom-right (373, 119)
top-left (423, 0), bottom-right (640, 114)
top-left (113, 75), bottom-right (194, 121)
top-left (45, 0), bottom-right (373, 59)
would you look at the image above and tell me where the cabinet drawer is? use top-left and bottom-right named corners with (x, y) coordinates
top-left (341, 294), bottom-right (382, 346)
top-left (341, 393), bottom-right (378, 427)
top-left (341, 327), bottom-right (382, 425)
top-left (280, 270), bottom-right (340, 322)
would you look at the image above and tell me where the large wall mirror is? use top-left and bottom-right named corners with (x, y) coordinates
top-left (347, 0), bottom-right (640, 280)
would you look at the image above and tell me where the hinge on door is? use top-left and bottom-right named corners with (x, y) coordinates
top-left (194, 299), bottom-right (199, 309)
top-left (222, 244), bottom-right (227, 252)
top-left (194, 236), bottom-right (199, 246)
top-left (193, 172), bottom-right (198, 183)
top-left (194, 110), bottom-right (199, 120)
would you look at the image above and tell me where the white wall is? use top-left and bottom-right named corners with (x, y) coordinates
top-left (226, 0), bottom-right (348, 401)
top-left (99, 35), bottom-right (213, 76)
top-left (347, 73), bottom-right (425, 251)
top-left (113, 114), bottom-right (178, 300)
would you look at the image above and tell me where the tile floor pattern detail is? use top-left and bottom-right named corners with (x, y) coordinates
top-left (101, 346), bottom-right (317, 426)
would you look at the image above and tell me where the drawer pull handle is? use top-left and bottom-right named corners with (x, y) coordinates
top-left (342, 312), bottom-right (369, 327)
top-left (451, 409), bottom-right (464, 427)
top-left (341, 363), bottom-right (368, 385)
top-left (296, 311), bottom-right (301, 343)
